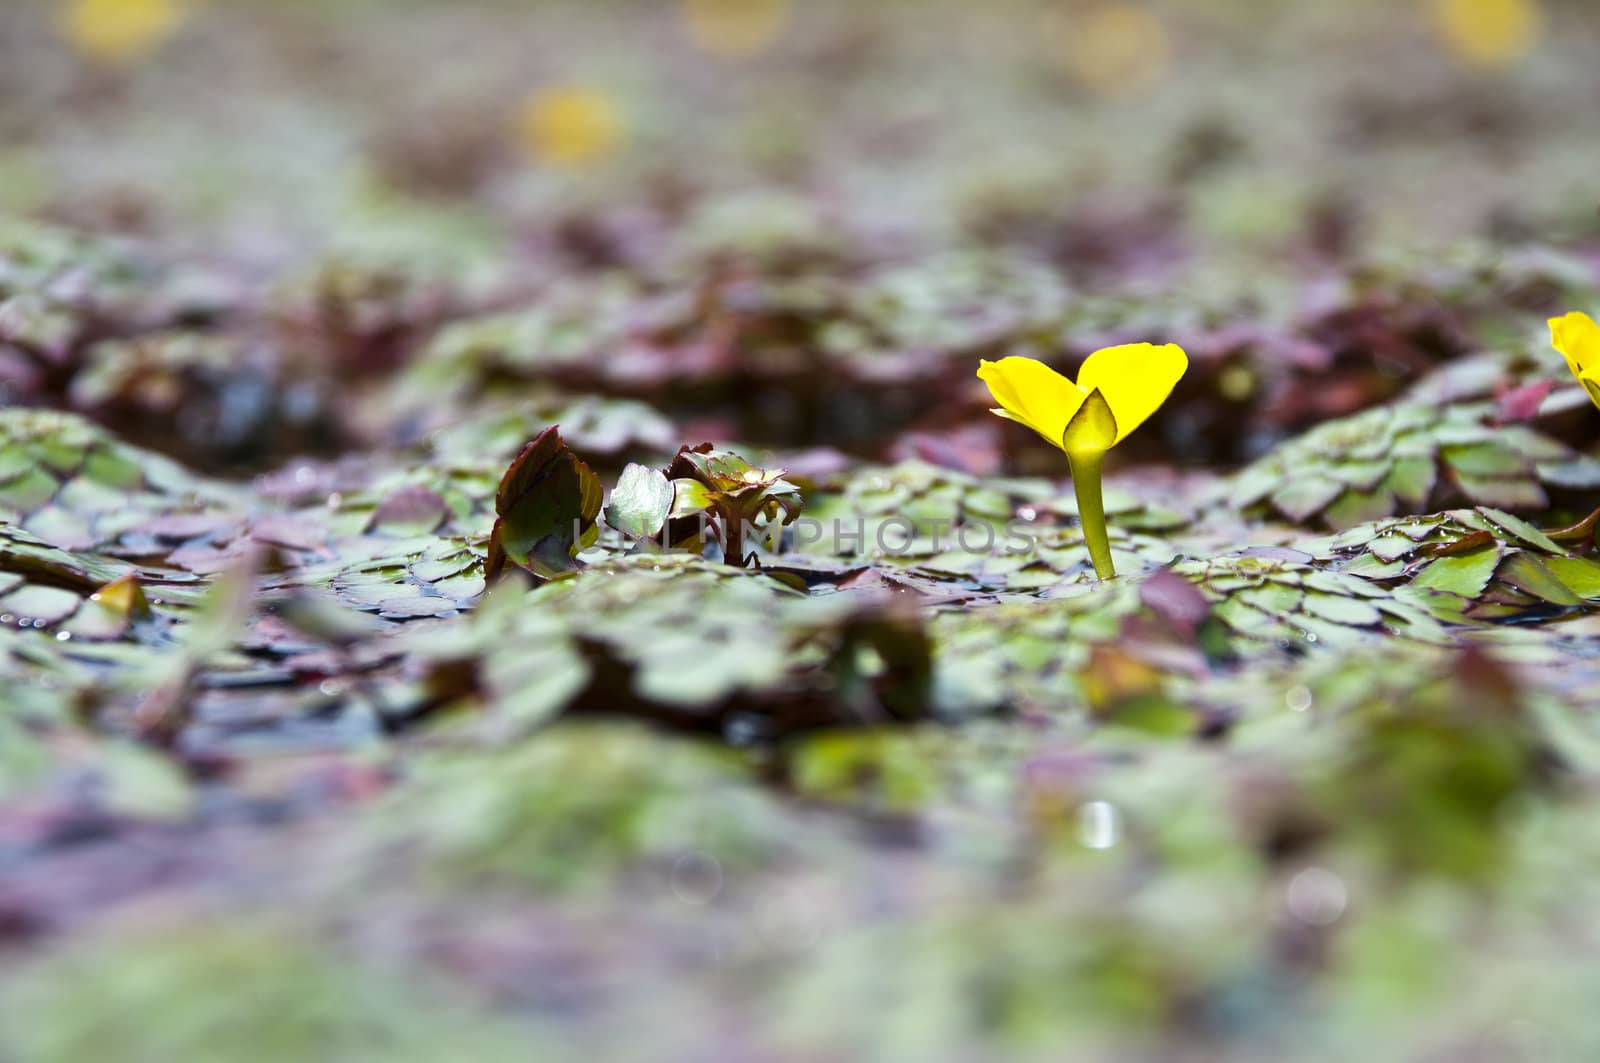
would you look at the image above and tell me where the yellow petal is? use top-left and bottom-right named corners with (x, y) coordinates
top-left (977, 357), bottom-right (1086, 450)
top-left (1550, 311), bottom-right (1600, 378)
top-left (1075, 342), bottom-right (1188, 445)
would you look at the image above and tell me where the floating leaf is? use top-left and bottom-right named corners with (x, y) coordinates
top-left (1409, 543), bottom-right (1504, 598)
top-left (1219, 364), bottom-right (1590, 527)
top-left (1545, 556), bottom-right (1600, 600)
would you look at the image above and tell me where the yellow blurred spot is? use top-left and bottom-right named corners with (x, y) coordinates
top-left (1082, 645), bottom-right (1164, 715)
top-left (60, 0), bottom-right (184, 65)
top-left (1431, 0), bottom-right (1543, 69)
top-left (518, 86), bottom-right (625, 169)
top-left (1060, 3), bottom-right (1172, 98)
top-left (681, 0), bottom-right (790, 59)
top-left (1218, 364), bottom-right (1256, 402)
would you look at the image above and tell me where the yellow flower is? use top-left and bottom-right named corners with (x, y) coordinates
top-left (1550, 311), bottom-right (1600, 410)
top-left (1431, 0), bottom-right (1542, 69)
top-left (681, 0), bottom-right (790, 59)
top-left (61, 0), bottom-right (184, 66)
top-left (1056, 3), bottom-right (1172, 99)
top-left (978, 344), bottom-right (1188, 454)
top-left (517, 86), bottom-right (625, 169)
top-left (978, 344), bottom-right (1187, 580)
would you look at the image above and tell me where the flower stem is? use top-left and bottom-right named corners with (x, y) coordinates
top-left (1067, 449), bottom-right (1115, 580)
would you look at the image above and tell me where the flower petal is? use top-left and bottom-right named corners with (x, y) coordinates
top-left (1550, 311), bottom-right (1600, 382)
top-left (977, 357), bottom-right (1086, 449)
top-left (1076, 342), bottom-right (1189, 445)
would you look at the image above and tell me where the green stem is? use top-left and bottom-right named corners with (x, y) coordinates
top-left (1067, 449), bottom-right (1115, 580)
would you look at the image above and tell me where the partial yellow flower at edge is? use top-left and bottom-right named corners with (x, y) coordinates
top-left (1549, 311), bottom-right (1600, 410)
top-left (977, 343), bottom-right (1188, 452)
top-left (682, 0), bottom-right (790, 59)
top-left (61, 0), bottom-right (185, 66)
top-left (1432, 0), bottom-right (1543, 70)
top-left (518, 86), bottom-right (626, 169)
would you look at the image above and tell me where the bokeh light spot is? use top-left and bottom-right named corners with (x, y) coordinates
top-left (517, 85), bottom-right (626, 169)
top-left (60, 0), bottom-right (185, 66)
top-left (1078, 799), bottom-right (1121, 849)
top-left (681, 0), bottom-right (791, 59)
top-left (1285, 867), bottom-right (1348, 927)
top-left (1059, 3), bottom-right (1172, 99)
top-left (1431, 0), bottom-right (1543, 69)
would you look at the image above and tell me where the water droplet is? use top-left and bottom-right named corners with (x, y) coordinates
top-left (1304, 631), bottom-right (1318, 643)
top-left (1285, 685), bottom-right (1313, 712)
top-left (1078, 800), bottom-right (1120, 850)
top-left (670, 851), bottom-right (723, 906)
top-left (55, 631), bottom-right (71, 642)
top-left (1286, 866), bottom-right (1347, 926)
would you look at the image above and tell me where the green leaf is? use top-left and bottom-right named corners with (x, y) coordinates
top-left (1442, 444), bottom-right (1530, 479)
top-left (485, 427), bottom-right (603, 584)
top-left (1538, 456), bottom-right (1600, 489)
top-left (604, 463), bottom-right (674, 541)
top-left (1368, 534), bottom-right (1419, 564)
top-left (1338, 460), bottom-right (1390, 492)
top-left (1408, 543), bottom-right (1504, 599)
top-left (1343, 553), bottom-right (1408, 580)
top-left (1300, 592), bottom-right (1383, 627)
top-left (1545, 556), bottom-right (1600, 600)
top-left (1453, 475), bottom-right (1547, 511)
top-left (1477, 508), bottom-right (1564, 554)
top-left (1228, 464), bottom-right (1280, 508)
top-left (1271, 477), bottom-right (1345, 523)
top-left (1383, 457), bottom-right (1437, 508)
top-left (1496, 553), bottom-right (1582, 606)
top-left (1102, 696), bottom-right (1195, 736)
top-left (1323, 488), bottom-right (1394, 529)
top-left (1236, 582), bottom-right (1304, 615)
top-left (669, 479), bottom-right (714, 518)
top-left (0, 584), bottom-right (81, 625)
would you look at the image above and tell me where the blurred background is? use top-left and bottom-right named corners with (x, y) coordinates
top-left (5, 0), bottom-right (1598, 477)
top-left (2, 0), bottom-right (1597, 273)
top-left (5, 6), bottom-right (1600, 1061)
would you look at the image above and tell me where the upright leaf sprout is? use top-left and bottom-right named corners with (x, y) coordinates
top-left (978, 344), bottom-right (1188, 580)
